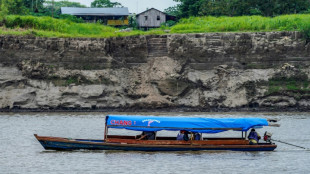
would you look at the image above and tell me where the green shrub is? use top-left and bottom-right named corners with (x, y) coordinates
top-left (286, 81), bottom-right (298, 90)
top-left (161, 20), bottom-right (177, 28)
top-left (267, 86), bottom-right (281, 94)
top-left (303, 81), bottom-right (309, 89)
top-left (59, 14), bottom-right (84, 23)
top-left (65, 77), bottom-right (78, 85)
top-left (267, 77), bottom-right (310, 94)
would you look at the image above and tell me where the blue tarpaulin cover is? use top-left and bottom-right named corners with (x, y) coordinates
top-left (106, 115), bottom-right (269, 133)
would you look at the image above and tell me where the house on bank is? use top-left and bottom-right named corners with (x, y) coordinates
top-left (61, 7), bottom-right (129, 26)
top-left (136, 8), bottom-right (177, 30)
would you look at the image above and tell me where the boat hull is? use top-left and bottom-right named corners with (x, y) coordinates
top-left (35, 134), bottom-right (277, 152)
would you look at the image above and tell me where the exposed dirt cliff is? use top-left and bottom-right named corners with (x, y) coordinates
top-left (0, 32), bottom-right (309, 111)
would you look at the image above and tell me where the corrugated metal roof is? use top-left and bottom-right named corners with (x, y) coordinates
top-left (136, 8), bottom-right (176, 17)
top-left (137, 8), bottom-right (164, 16)
top-left (61, 7), bottom-right (129, 16)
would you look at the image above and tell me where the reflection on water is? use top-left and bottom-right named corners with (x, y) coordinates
top-left (0, 112), bottom-right (310, 173)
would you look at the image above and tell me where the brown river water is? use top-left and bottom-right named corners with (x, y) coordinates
top-left (1, 112), bottom-right (310, 174)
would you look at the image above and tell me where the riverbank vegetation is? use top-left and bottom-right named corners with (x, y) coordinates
top-left (1, 0), bottom-right (310, 38)
top-left (2, 14), bottom-right (310, 38)
top-left (168, 0), bottom-right (310, 18)
top-left (0, 15), bottom-right (157, 38)
top-left (266, 71), bottom-right (310, 97)
top-left (170, 15), bottom-right (310, 36)
top-left (267, 78), bottom-right (310, 94)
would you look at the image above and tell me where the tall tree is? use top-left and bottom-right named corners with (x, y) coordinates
top-left (2, 0), bottom-right (28, 15)
top-left (43, 0), bottom-right (86, 17)
top-left (91, 0), bottom-right (122, 8)
top-left (23, 0), bottom-right (45, 13)
top-left (0, 0), bottom-right (9, 20)
top-left (199, 0), bottom-right (229, 16)
top-left (173, 0), bottom-right (203, 17)
top-left (273, 0), bottom-right (309, 15)
top-left (253, 0), bottom-right (276, 16)
top-left (173, 0), bottom-right (310, 17)
top-left (45, 0), bottom-right (86, 9)
top-left (198, 0), bottom-right (253, 16)
top-left (164, 5), bottom-right (181, 17)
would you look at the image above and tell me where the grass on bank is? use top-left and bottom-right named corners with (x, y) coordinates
top-left (0, 15), bottom-right (165, 38)
top-left (1, 14), bottom-right (310, 38)
top-left (170, 15), bottom-right (310, 36)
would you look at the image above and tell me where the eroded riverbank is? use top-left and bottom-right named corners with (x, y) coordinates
top-left (0, 32), bottom-right (309, 111)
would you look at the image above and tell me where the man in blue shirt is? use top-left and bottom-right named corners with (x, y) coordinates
top-left (248, 128), bottom-right (261, 145)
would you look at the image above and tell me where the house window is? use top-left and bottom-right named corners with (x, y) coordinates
top-left (157, 16), bottom-right (160, 20)
top-left (145, 16), bottom-right (148, 20)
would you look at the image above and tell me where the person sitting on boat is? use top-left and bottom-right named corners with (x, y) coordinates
top-left (189, 132), bottom-right (201, 140)
top-left (177, 130), bottom-right (189, 141)
top-left (194, 133), bottom-right (201, 140)
top-left (248, 128), bottom-right (261, 145)
top-left (137, 131), bottom-right (156, 140)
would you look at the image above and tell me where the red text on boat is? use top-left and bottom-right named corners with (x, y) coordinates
top-left (110, 120), bottom-right (132, 126)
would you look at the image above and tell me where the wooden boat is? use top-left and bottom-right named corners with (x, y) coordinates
top-left (34, 115), bottom-right (278, 151)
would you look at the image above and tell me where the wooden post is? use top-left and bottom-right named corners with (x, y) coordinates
top-left (104, 117), bottom-right (108, 140)
top-left (245, 131), bottom-right (247, 140)
top-left (104, 124), bottom-right (108, 140)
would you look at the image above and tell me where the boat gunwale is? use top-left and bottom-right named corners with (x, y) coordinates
top-left (34, 134), bottom-right (277, 150)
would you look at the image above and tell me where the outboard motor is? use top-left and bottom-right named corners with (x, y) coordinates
top-left (264, 131), bottom-right (273, 143)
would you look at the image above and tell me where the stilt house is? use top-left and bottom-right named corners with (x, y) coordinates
top-left (61, 7), bottom-right (129, 26)
top-left (136, 8), bottom-right (177, 30)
